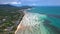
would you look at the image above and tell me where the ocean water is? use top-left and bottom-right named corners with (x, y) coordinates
top-left (28, 6), bottom-right (60, 28)
top-left (27, 6), bottom-right (60, 34)
top-left (15, 6), bottom-right (60, 34)
top-left (28, 6), bottom-right (60, 15)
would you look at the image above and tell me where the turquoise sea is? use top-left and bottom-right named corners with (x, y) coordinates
top-left (28, 6), bottom-right (60, 15)
top-left (27, 6), bottom-right (60, 34)
top-left (14, 6), bottom-right (60, 34)
top-left (28, 6), bottom-right (60, 27)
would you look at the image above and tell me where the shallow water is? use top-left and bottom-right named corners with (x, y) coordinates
top-left (15, 11), bottom-right (60, 34)
top-left (28, 6), bottom-right (60, 28)
top-left (15, 6), bottom-right (60, 34)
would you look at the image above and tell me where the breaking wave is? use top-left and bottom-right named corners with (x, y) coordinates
top-left (15, 12), bottom-right (54, 34)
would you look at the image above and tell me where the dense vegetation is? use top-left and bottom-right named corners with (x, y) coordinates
top-left (0, 4), bottom-right (24, 34)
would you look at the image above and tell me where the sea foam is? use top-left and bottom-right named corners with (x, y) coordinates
top-left (15, 12), bottom-right (51, 34)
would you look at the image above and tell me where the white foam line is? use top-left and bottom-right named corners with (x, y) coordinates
top-left (15, 12), bottom-right (51, 34)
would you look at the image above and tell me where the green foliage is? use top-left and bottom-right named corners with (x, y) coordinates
top-left (3, 21), bottom-right (14, 27)
top-left (0, 8), bottom-right (21, 34)
top-left (0, 4), bottom-right (29, 34)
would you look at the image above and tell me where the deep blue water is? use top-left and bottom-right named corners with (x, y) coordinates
top-left (28, 6), bottom-right (60, 29)
top-left (28, 6), bottom-right (60, 15)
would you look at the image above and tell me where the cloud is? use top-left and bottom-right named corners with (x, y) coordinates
top-left (9, 2), bottom-right (21, 4)
top-left (28, 3), bottom-right (36, 6)
top-left (32, 3), bottom-right (36, 6)
top-left (1, 3), bottom-right (8, 4)
top-left (0, 2), bottom-right (21, 4)
top-left (0, 0), bottom-right (18, 2)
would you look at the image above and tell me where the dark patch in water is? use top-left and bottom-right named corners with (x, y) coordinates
top-left (44, 19), bottom-right (51, 25)
top-left (48, 14), bottom-right (60, 18)
top-left (43, 20), bottom-right (60, 34)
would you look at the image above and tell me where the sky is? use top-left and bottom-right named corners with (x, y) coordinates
top-left (0, 0), bottom-right (60, 6)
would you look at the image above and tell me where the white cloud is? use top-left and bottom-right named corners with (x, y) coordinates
top-left (32, 3), bottom-right (36, 6)
top-left (9, 2), bottom-right (21, 4)
top-left (0, 2), bottom-right (21, 4)
top-left (28, 3), bottom-right (36, 6)
top-left (0, 2), bottom-right (9, 4)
